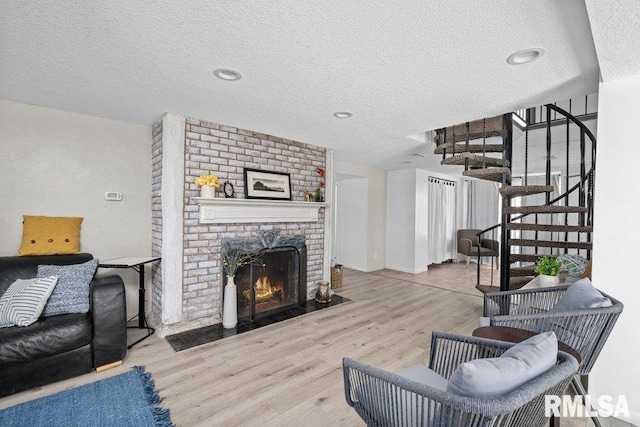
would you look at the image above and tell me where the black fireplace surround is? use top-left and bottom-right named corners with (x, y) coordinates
top-left (222, 232), bottom-right (307, 323)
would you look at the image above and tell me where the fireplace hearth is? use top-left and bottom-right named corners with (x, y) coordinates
top-left (165, 292), bottom-right (348, 351)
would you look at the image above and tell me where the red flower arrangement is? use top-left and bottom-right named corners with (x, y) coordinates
top-left (315, 167), bottom-right (325, 201)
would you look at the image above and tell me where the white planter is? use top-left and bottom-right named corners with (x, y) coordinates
top-left (539, 274), bottom-right (560, 287)
top-left (222, 275), bottom-right (238, 329)
top-left (200, 185), bottom-right (216, 198)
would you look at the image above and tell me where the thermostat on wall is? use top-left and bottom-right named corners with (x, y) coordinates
top-left (104, 191), bottom-right (123, 201)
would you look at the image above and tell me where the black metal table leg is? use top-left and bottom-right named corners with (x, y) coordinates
top-left (127, 264), bottom-right (155, 349)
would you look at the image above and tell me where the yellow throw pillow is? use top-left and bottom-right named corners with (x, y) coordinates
top-left (18, 215), bottom-right (83, 256)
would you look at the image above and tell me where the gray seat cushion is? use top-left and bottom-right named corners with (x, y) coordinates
top-left (397, 365), bottom-right (448, 390)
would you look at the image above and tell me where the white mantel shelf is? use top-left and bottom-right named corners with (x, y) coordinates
top-left (193, 197), bottom-right (328, 224)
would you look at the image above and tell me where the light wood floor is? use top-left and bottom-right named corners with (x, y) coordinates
top-left (374, 261), bottom-right (499, 296)
top-left (0, 265), bottom-right (599, 426)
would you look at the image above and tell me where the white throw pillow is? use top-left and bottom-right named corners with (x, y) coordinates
top-left (0, 276), bottom-right (58, 327)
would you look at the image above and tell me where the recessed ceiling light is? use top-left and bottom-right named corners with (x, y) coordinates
top-left (333, 111), bottom-right (353, 119)
top-left (214, 68), bottom-right (242, 81)
top-left (507, 48), bottom-right (546, 65)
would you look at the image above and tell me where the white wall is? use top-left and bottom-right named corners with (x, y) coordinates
top-left (336, 177), bottom-right (368, 270)
top-left (386, 168), bottom-right (465, 273)
top-left (415, 169), bottom-right (429, 270)
top-left (385, 169), bottom-right (421, 273)
top-left (334, 161), bottom-right (386, 272)
top-left (0, 100), bottom-right (152, 317)
top-left (590, 74), bottom-right (640, 424)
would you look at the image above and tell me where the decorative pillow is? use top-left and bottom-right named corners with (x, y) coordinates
top-left (557, 254), bottom-right (589, 277)
top-left (18, 216), bottom-right (83, 256)
top-left (549, 278), bottom-right (612, 313)
top-left (0, 276), bottom-right (59, 327)
top-left (447, 331), bottom-right (558, 398)
top-left (38, 259), bottom-right (98, 316)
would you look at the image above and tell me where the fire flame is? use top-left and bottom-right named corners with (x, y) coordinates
top-left (243, 275), bottom-right (284, 303)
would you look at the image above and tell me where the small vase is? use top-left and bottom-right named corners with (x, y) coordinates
top-left (315, 281), bottom-right (331, 303)
top-left (200, 185), bottom-right (216, 198)
top-left (222, 275), bottom-right (238, 328)
top-left (539, 274), bottom-right (560, 287)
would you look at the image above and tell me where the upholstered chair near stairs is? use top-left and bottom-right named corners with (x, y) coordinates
top-left (456, 229), bottom-right (500, 268)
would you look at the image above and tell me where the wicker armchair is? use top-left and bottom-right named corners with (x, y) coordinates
top-left (483, 285), bottom-right (623, 427)
top-left (343, 332), bottom-right (578, 427)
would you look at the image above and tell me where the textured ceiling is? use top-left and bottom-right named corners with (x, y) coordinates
top-left (585, 0), bottom-right (640, 82)
top-left (0, 1), bottom-right (617, 171)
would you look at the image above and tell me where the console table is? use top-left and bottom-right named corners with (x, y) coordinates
top-left (99, 256), bottom-right (161, 349)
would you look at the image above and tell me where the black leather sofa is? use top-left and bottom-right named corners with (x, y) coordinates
top-left (0, 253), bottom-right (127, 397)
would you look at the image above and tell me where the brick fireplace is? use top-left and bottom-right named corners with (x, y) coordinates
top-left (150, 113), bottom-right (332, 336)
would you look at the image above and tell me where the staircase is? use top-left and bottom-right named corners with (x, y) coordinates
top-left (435, 102), bottom-right (596, 292)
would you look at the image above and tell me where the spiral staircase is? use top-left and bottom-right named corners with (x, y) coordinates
top-left (434, 100), bottom-right (596, 292)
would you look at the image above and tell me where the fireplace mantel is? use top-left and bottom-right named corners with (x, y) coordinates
top-left (194, 198), bottom-right (327, 224)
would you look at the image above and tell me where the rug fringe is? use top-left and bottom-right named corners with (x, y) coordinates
top-left (134, 366), bottom-right (175, 427)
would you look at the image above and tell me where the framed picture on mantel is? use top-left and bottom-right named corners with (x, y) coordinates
top-left (244, 168), bottom-right (292, 200)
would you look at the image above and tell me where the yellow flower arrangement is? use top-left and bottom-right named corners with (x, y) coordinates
top-left (195, 174), bottom-right (220, 188)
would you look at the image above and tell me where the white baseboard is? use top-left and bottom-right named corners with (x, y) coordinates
top-left (384, 264), bottom-right (428, 274)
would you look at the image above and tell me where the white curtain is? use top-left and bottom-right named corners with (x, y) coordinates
top-left (428, 177), bottom-right (457, 264)
top-left (467, 179), bottom-right (501, 264)
top-left (467, 180), bottom-right (501, 231)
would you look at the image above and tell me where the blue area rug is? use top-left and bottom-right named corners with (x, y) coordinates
top-left (0, 366), bottom-right (173, 427)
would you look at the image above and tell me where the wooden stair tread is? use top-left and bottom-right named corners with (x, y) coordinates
top-left (509, 238), bottom-right (592, 249)
top-left (506, 223), bottom-right (593, 233)
top-left (434, 130), bottom-right (504, 145)
top-left (508, 277), bottom-right (531, 289)
top-left (463, 167), bottom-right (511, 183)
top-left (500, 185), bottom-right (554, 197)
top-left (509, 265), bottom-right (537, 277)
top-left (505, 205), bottom-right (587, 214)
top-left (434, 115), bottom-right (504, 145)
top-left (509, 254), bottom-right (558, 263)
top-left (475, 284), bottom-right (502, 294)
top-left (441, 153), bottom-right (506, 167)
top-left (434, 143), bottom-right (504, 154)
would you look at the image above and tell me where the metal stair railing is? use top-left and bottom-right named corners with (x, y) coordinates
top-left (476, 104), bottom-right (596, 290)
top-left (434, 104), bottom-right (595, 291)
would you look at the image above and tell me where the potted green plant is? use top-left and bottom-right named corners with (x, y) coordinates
top-left (535, 256), bottom-right (563, 287)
